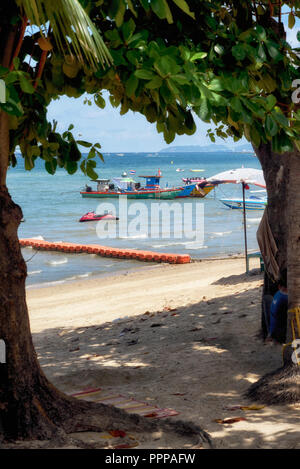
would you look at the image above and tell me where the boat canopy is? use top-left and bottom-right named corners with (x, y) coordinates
top-left (112, 177), bottom-right (136, 190)
top-left (207, 168), bottom-right (266, 188)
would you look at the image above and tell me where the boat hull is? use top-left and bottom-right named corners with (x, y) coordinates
top-left (80, 188), bottom-right (183, 199)
top-left (220, 198), bottom-right (267, 210)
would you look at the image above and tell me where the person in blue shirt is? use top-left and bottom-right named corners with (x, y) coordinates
top-left (265, 272), bottom-right (288, 343)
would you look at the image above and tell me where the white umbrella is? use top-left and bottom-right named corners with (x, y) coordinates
top-left (208, 168), bottom-right (266, 272)
top-left (207, 167), bottom-right (266, 188)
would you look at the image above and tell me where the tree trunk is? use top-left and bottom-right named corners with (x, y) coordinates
top-left (246, 144), bottom-right (300, 404)
top-left (286, 151), bottom-right (300, 360)
top-left (0, 118), bottom-right (209, 448)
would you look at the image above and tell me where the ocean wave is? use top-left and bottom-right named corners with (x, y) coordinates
top-left (118, 234), bottom-right (148, 239)
top-left (63, 272), bottom-right (92, 281)
top-left (184, 243), bottom-right (208, 250)
top-left (46, 258), bottom-right (68, 266)
top-left (209, 231), bottom-right (232, 238)
top-left (28, 270), bottom-right (42, 275)
top-left (247, 218), bottom-right (262, 223)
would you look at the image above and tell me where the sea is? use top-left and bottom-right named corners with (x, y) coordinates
top-left (6, 151), bottom-right (264, 288)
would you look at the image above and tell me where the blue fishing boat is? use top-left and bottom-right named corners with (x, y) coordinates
top-left (220, 196), bottom-right (267, 210)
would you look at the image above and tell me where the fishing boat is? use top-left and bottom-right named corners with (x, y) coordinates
top-left (181, 177), bottom-right (216, 198)
top-left (80, 172), bottom-right (184, 200)
top-left (220, 196), bottom-right (267, 210)
top-left (79, 211), bottom-right (119, 222)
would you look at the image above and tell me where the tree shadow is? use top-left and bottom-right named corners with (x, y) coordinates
top-left (31, 281), bottom-right (300, 449)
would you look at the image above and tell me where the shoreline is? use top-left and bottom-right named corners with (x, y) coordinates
top-left (25, 251), bottom-right (248, 291)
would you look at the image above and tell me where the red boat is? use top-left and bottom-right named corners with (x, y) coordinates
top-left (79, 211), bottom-right (119, 222)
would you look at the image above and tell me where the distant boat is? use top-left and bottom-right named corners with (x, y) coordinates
top-left (176, 168), bottom-right (184, 172)
top-left (220, 196), bottom-right (267, 210)
top-left (116, 153), bottom-right (124, 156)
top-left (190, 169), bottom-right (205, 172)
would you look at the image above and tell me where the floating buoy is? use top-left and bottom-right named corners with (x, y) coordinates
top-left (19, 239), bottom-right (191, 265)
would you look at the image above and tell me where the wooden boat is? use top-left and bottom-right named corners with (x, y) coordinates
top-left (80, 172), bottom-right (184, 200)
top-left (181, 177), bottom-right (216, 198)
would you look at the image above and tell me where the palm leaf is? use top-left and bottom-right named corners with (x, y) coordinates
top-left (16, 0), bottom-right (113, 69)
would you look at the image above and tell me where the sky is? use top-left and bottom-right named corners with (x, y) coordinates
top-left (47, 18), bottom-right (299, 153)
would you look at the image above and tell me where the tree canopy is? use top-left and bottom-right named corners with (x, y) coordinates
top-left (1, 0), bottom-right (300, 179)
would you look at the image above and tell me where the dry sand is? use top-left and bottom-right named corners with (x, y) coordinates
top-left (19, 257), bottom-right (300, 448)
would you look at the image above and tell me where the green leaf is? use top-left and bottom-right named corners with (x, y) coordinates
top-left (122, 18), bottom-right (136, 42)
top-left (145, 76), bottom-right (163, 89)
top-left (169, 74), bottom-right (188, 85)
top-left (77, 140), bottom-right (93, 148)
top-left (266, 41), bottom-right (282, 61)
top-left (115, 0), bottom-right (126, 27)
top-left (135, 69), bottom-right (156, 80)
top-left (232, 44), bottom-right (246, 61)
top-left (88, 147), bottom-right (96, 159)
top-left (196, 96), bottom-right (211, 121)
top-left (125, 74), bottom-right (139, 95)
top-left (230, 96), bottom-right (243, 113)
top-left (94, 93), bottom-right (106, 109)
top-left (288, 12), bottom-right (295, 29)
top-left (45, 159), bottom-right (57, 175)
top-left (257, 44), bottom-right (266, 61)
top-left (265, 114), bottom-right (278, 137)
top-left (255, 25), bottom-right (267, 42)
top-left (171, 0), bottom-right (195, 19)
top-left (86, 160), bottom-right (98, 179)
top-left (265, 95), bottom-right (277, 112)
top-left (19, 73), bottom-right (35, 94)
top-left (66, 160), bottom-right (78, 174)
top-left (190, 52), bottom-right (207, 61)
top-left (151, 0), bottom-right (168, 19)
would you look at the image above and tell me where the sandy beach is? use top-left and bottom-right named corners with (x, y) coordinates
top-left (19, 257), bottom-right (300, 449)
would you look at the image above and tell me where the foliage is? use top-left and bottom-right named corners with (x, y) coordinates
top-left (1, 0), bottom-right (300, 178)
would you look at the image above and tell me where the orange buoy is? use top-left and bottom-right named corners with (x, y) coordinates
top-left (18, 239), bottom-right (191, 264)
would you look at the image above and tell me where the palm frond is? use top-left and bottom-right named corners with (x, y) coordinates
top-left (16, 0), bottom-right (113, 69)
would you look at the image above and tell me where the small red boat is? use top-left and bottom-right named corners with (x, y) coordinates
top-left (79, 211), bottom-right (119, 222)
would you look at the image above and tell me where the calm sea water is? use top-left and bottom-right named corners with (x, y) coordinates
top-left (7, 151), bottom-right (264, 287)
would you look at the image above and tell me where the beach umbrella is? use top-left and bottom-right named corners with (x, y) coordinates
top-left (207, 168), bottom-right (266, 272)
top-left (207, 167), bottom-right (266, 188)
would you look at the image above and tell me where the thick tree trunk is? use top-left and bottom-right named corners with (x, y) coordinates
top-left (286, 151), bottom-right (300, 360)
top-left (246, 144), bottom-right (300, 404)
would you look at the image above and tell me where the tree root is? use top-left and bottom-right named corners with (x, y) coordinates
top-left (245, 364), bottom-right (300, 405)
top-left (0, 396), bottom-right (212, 449)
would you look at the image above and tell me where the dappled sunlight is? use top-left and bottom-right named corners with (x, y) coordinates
top-left (29, 270), bottom-right (300, 448)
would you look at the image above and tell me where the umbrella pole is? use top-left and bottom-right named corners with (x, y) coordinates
top-left (242, 182), bottom-right (248, 273)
